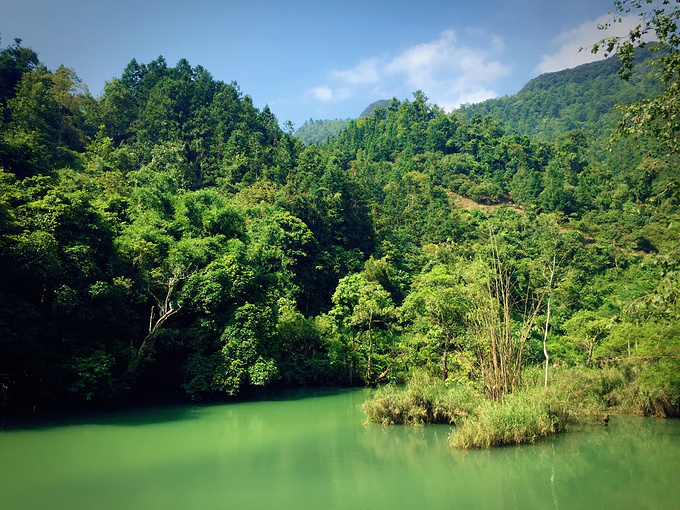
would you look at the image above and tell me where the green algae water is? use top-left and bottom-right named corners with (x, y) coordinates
top-left (1, 388), bottom-right (679, 509)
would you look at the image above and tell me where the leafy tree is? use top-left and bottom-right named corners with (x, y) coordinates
top-left (593, 0), bottom-right (680, 152)
top-left (0, 37), bottom-right (39, 110)
top-left (330, 273), bottom-right (397, 384)
top-left (401, 263), bottom-right (467, 381)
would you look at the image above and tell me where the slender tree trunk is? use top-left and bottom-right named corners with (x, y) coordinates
top-left (543, 295), bottom-right (551, 387)
top-left (366, 326), bottom-right (373, 383)
top-left (587, 341), bottom-right (594, 366)
top-left (542, 254), bottom-right (557, 387)
top-left (126, 268), bottom-right (193, 378)
top-left (440, 346), bottom-right (449, 381)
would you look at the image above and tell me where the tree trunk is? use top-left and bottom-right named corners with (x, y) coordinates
top-left (440, 347), bottom-right (449, 381)
top-left (542, 254), bottom-right (556, 386)
top-left (365, 325), bottom-right (373, 383)
top-left (543, 295), bottom-right (551, 387)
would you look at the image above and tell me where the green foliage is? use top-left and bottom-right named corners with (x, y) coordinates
top-left (449, 385), bottom-right (572, 449)
top-left (359, 99), bottom-right (391, 118)
top-left (361, 371), bottom-right (480, 426)
top-left (294, 118), bottom-right (350, 144)
top-left (593, 0), bottom-right (680, 151)
top-left (67, 350), bottom-right (116, 401)
top-left (329, 272), bottom-right (397, 384)
top-left (213, 303), bottom-right (280, 394)
top-left (619, 358), bottom-right (680, 417)
top-left (450, 364), bottom-right (625, 448)
top-left (1, 28), bottom-right (678, 416)
top-left (460, 47), bottom-right (662, 148)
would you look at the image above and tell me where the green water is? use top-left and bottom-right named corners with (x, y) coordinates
top-left (1, 388), bottom-right (679, 510)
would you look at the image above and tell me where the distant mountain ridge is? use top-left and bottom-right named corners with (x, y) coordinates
top-left (293, 100), bottom-right (391, 144)
top-left (295, 48), bottom-right (661, 146)
top-left (294, 118), bottom-right (350, 144)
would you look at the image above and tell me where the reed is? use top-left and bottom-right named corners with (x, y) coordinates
top-left (449, 386), bottom-right (571, 449)
top-left (361, 371), bottom-right (480, 426)
top-left (363, 363), bottom-right (679, 448)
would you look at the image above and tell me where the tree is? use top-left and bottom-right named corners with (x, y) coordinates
top-left (401, 263), bottom-right (466, 381)
top-left (463, 228), bottom-right (546, 400)
top-left (0, 37), bottom-right (39, 109)
top-left (592, 0), bottom-right (680, 152)
top-left (213, 303), bottom-right (279, 395)
top-left (532, 214), bottom-right (568, 386)
top-left (564, 310), bottom-right (613, 365)
top-left (330, 273), bottom-right (396, 384)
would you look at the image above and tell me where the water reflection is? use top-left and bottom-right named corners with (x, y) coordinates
top-left (1, 390), bottom-right (678, 510)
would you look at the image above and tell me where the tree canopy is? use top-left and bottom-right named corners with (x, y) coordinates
top-left (0, 19), bottom-right (678, 418)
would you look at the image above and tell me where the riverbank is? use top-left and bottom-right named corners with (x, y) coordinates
top-left (362, 362), bottom-right (680, 448)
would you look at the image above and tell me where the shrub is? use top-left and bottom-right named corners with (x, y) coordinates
top-left (618, 359), bottom-right (680, 417)
top-left (547, 365), bottom-right (622, 420)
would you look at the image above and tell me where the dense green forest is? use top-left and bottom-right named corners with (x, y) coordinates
top-left (295, 47), bottom-right (662, 150)
top-left (0, 4), bottom-right (678, 444)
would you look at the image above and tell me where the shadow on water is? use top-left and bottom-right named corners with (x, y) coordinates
top-left (0, 385), bottom-right (361, 432)
top-left (0, 399), bottom-right (199, 432)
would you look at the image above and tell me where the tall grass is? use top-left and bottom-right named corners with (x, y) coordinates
top-left (361, 371), bottom-right (480, 426)
top-left (363, 363), bottom-right (679, 448)
top-left (449, 386), bottom-right (571, 449)
top-left (450, 366), bottom-right (625, 448)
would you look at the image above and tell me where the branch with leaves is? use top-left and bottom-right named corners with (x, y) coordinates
top-left (588, 0), bottom-right (680, 151)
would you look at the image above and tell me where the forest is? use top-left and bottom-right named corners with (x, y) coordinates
top-left (0, 2), bottom-right (678, 447)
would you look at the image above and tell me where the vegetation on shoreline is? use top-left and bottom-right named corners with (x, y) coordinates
top-left (363, 364), bottom-right (679, 448)
top-left (361, 371), bottom-right (479, 426)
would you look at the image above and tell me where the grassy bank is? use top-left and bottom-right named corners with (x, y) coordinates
top-left (361, 371), bottom-right (480, 426)
top-left (362, 363), bottom-right (680, 448)
top-left (449, 385), bottom-right (572, 448)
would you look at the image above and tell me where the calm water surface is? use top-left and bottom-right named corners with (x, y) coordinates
top-left (1, 388), bottom-right (679, 509)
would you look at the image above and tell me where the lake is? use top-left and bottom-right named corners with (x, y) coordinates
top-left (1, 387), bottom-right (679, 509)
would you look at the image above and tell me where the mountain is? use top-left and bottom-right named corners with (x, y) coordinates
top-left (294, 118), bottom-right (350, 144)
top-left (359, 99), bottom-right (391, 118)
top-left (296, 49), bottom-right (661, 148)
top-left (458, 47), bottom-right (663, 147)
top-left (1, 37), bottom-right (677, 412)
top-left (294, 99), bottom-right (391, 144)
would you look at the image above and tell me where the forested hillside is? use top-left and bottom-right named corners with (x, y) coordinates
top-left (294, 118), bottom-right (350, 144)
top-left (0, 27), bottom-right (678, 430)
top-left (293, 100), bottom-right (390, 144)
top-left (459, 48), bottom-right (663, 148)
top-left (298, 50), bottom-right (661, 149)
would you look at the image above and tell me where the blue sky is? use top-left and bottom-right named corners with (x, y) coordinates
top-left (2, 0), bottom-right (639, 128)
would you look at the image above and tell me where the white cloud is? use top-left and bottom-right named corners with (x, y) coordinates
top-left (310, 85), bottom-right (333, 102)
top-left (386, 30), bottom-right (458, 78)
top-left (329, 58), bottom-right (381, 85)
top-left (384, 30), bottom-right (510, 109)
top-left (535, 13), bottom-right (646, 75)
top-left (455, 88), bottom-right (500, 107)
top-left (309, 29), bottom-right (510, 110)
